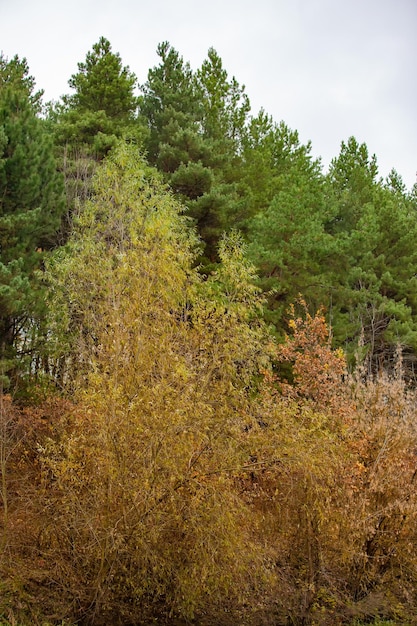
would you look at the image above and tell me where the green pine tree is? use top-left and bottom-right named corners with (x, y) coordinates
top-left (67, 36), bottom-right (138, 118)
top-left (0, 54), bottom-right (65, 385)
top-left (52, 36), bottom-right (143, 152)
top-left (244, 119), bottom-right (328, 332)
top-left (322, 138), bottom-right (417, 372)
top-left (140, 43), bottom-right (251, 265)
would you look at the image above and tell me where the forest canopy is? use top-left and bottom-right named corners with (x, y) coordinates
top-left (1, 39), bottom-right (417, 626)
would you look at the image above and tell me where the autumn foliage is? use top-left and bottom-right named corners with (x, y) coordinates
top-left (1, 145), bottom-right (417, 625)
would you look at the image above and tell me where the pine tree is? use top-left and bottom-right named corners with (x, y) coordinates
top-left (244, 119), bottom-right (328, 332)
top-left (325, 136), bottom-right (379, 234)
top-left (0, 54), bottom-right (65, 384)
top-left (66, 36), bottom-right (138, 119)
top-left (140, 43), bottom-right (251, 265)
top-left (51, 36), bottom-right (143, 152)
top-left (197, 47), bottom-right (250, 157)
top-left (323, 138), bottom-right (417, 371)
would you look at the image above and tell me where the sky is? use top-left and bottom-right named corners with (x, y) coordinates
top-left (1, 0), bottom-right (416, 189)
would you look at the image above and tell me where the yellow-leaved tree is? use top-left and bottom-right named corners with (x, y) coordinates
top-left (41, 142), bottom-right (270, 624)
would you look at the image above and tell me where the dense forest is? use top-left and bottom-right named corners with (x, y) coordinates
top-left (1, 37), bottom-right (417, 625)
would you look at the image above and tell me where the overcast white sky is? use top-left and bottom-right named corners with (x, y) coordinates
top-left (1, 0), bottom-right (416, 188)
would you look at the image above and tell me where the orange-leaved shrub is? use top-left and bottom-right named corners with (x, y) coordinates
top-left (243, 307), bottom-right (417, 624)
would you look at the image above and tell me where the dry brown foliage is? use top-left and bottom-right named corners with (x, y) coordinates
top-left (2, 311), bottom-right (417, 625)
